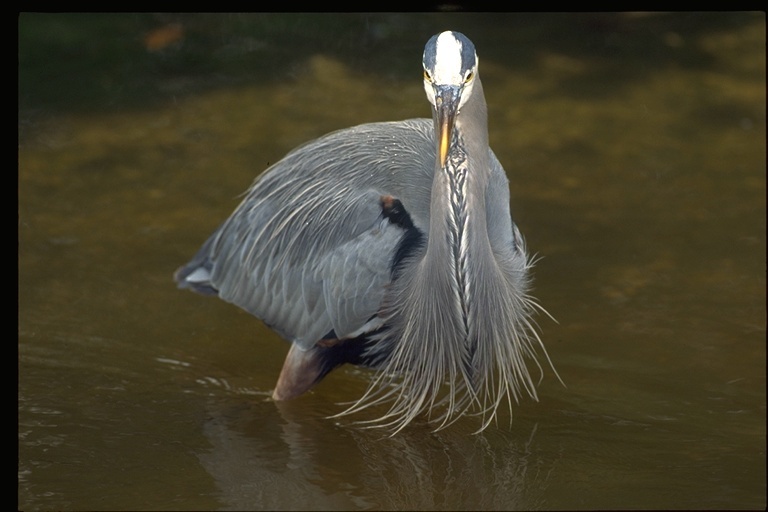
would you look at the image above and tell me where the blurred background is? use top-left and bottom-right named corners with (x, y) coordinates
top-left (19, 12), bottom-right (765, 510)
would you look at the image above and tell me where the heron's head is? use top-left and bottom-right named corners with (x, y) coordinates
top-left (422, 31), bottom-right (479, 168)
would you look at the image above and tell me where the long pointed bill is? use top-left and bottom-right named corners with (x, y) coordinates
top-left (434, 85), bottom-right (461, 168)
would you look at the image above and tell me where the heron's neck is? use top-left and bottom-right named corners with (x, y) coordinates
top-left (426, 85), bottom-right (493, 331)
top-left (430, 80), bottom-right (492, 246)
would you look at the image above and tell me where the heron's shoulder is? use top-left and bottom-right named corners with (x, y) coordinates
top-left (237, 117), bottom-right (435, 237)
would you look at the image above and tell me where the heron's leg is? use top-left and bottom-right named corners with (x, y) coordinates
top-left (272, 343), bottom-right (330, 400)
top-left (272, 335), bottom-right (379, 400)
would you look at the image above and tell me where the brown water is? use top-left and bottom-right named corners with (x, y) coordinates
top-left (19, 13), bottom-right (765, 510)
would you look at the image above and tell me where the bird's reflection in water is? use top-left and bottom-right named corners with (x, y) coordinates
top-left (197, 395), bottom-right (553, 510)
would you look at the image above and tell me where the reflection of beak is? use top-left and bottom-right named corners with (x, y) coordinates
top-left (434, 85), bottom-right (461, 168)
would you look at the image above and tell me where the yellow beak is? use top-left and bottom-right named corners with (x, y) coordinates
top-left (434, 85), bottom-right (461, 168)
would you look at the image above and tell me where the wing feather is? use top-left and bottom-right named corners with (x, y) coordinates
top-left (175, 119), bottom-right (435, 349)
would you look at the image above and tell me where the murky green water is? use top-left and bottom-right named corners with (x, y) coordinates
top-left (19, 13), bottom-right (765, 510)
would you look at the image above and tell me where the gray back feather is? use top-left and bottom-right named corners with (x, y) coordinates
top-left (183, 120), bottom-right (436, 347)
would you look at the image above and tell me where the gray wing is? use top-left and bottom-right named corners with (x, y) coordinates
top-left (176, 119), bottom-right (435, 350)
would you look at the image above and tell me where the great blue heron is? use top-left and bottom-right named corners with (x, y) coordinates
top-left (175, 30), bottom-right (556, 433)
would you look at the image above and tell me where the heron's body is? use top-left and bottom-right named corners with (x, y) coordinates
top-left (176, 31), bottom-right (553, 432)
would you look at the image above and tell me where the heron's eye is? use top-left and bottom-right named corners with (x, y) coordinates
top-left (464, 71), bottom-right (474, 84)
top-left (423, 70), bottom-right (432, 82)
